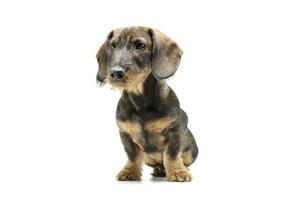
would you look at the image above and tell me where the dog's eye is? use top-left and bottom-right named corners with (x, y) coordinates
top-left (135, 41), bottom-right (145, 50)
top-left (110, 42), bottom-right (117, 49)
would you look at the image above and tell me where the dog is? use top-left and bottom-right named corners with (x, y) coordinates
top-left (96, 27), bottom-right (198, 182)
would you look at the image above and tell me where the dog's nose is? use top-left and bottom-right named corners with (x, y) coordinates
top-left (110, 67), bottom-right (125, 80)
top-left (111, 70), bottom-right (124, 80)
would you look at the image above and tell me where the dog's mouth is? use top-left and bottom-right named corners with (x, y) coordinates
top-left (106, 68), bottom-right (151, 94)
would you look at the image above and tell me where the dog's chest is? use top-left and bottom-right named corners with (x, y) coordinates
top-left (116, 116), bottom-right (174, 152)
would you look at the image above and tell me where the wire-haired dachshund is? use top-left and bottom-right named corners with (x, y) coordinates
top-left (96, 27), bottom-right (198, 182)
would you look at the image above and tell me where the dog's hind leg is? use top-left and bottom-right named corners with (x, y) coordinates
top-left (182, 128), bottom-right (198, 167)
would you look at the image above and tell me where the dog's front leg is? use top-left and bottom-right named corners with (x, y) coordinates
top-left (116, 132), bottom-right (142, 181)
top-left (163, 131), bottom-right (192, 182)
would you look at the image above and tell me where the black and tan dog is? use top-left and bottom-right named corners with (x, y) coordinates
top-left (96, 27), bottom-right (198, 182)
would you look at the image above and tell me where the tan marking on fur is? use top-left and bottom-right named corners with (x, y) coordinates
top-left (116, 151), bottom-right (143, 181)
top-left (163, 149), bottom-right (192, 182)
top-left (182, 150), bottom-right (193, 166)
top-left (143, 152), bottom-right (163, 166)
top-left (144, 116), bottom-right (175, 133)
top-left (116, 120), bottom-right (141, 135)
top-left (154, 135), bottom-right (166, 149)
top-left (131, 137), bottom-right (145, 151)
top-left (107, 67), bottom-right (151, 95)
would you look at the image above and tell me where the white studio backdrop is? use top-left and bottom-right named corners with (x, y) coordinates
top-left (0, 0), bottom-right (288, 199)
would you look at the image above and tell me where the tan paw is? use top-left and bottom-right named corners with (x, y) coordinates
top-left (166, 168), bottom-right (192, 182)
top-left (116, 168), bottom-right (142, 181)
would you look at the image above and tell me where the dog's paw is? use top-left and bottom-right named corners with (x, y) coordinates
top-left (116, 168), bottom-right (142, 181)
top-left (166, 168), bottom-right (192, 182)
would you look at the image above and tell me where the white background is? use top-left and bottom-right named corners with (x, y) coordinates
top-left (0, 0), bottom-right (289, 199)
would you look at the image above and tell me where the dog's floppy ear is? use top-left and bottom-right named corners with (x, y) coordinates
top-left (149, 29), bottom-right (183, 79)
top-left (96, 31), bottom-right (113, 84)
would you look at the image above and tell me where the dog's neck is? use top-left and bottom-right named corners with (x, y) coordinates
top-left (123, 73), bottom-right (166, 112)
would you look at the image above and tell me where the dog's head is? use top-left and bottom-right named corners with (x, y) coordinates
top-left (96, 27), bottom-right (183, 92)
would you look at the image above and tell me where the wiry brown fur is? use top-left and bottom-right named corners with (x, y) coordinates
top-left (107, 67), bottom-right (151, 95)
top-left (182, 150), bottom-right (194, 166)
top-left (144, 116), bottom-right (175, 133)
top-left (96, 27), bottom-right (198, 182)
top-left (116, 148), bottom-right (143, 181)
top-left (116, 120), bottom-right (141, 135)
top-left (164, 151), bottom-right (192, 182)
top-left (143, 152), bottom-right (163, 166)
